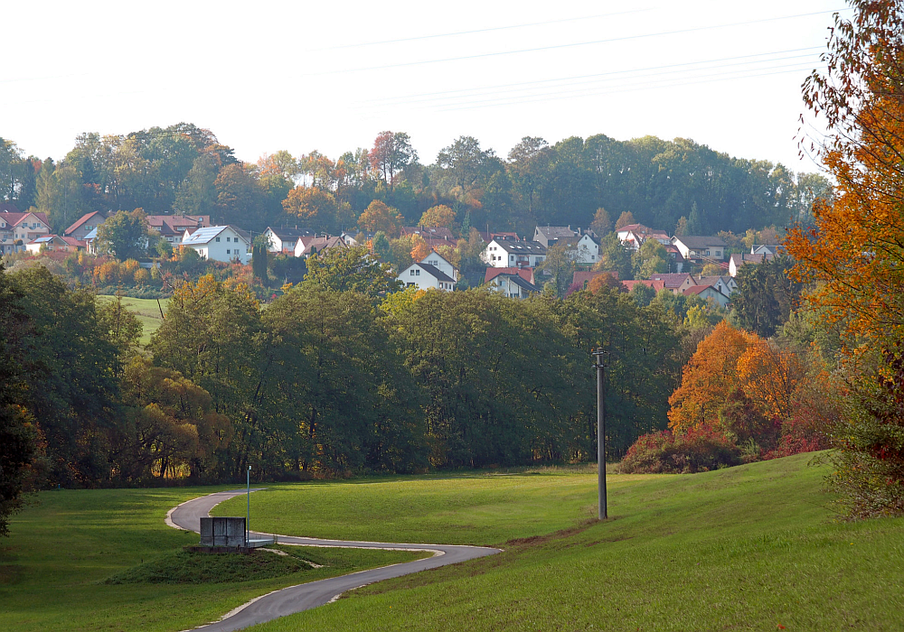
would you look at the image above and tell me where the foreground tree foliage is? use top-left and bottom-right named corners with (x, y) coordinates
top-left (0, 264), bottom-right (37, 536)
top-left (785, 0), bottom-right (904, 517)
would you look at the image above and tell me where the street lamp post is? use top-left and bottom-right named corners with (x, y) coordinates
top-left (592, 348), bottom-right (609, 520)
top-left (246, 465), bottom-right (251, 546)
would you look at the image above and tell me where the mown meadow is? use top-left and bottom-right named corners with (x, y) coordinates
top-left (96, 294), bottom-right (168, 345)
top-left (3, 454), bottom-right (903, 631)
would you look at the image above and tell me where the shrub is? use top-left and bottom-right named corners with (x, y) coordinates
top-left (620, 425), bottom-right (742, 474)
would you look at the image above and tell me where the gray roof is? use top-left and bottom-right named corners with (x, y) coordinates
top-left (536, 226), bottom-right (577, 239)
top-left (673, 235), bottom-right (727, 248)
top-left (415, 263), bottom-right (455, 284)
top-left (182, 225), bottom-right (249, 246)
top-left (267, 226), bottom-right (315, 240)
top-left (505, 275), bottom-right (541, 293)
top-left (494, 240), bottom-right (548, 255)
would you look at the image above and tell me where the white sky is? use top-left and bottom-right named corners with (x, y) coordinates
top-left (2, 0), bottom-right (844, 173)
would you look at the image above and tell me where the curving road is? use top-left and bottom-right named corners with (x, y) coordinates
top-left (167, 489), bottom-right (500, 632)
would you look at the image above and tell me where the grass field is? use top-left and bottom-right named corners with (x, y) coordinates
top-left (0, 487), bottom-right (426, 632)
top-left (212, 455), bottom-right (904, 632)
top-left (3, 455), bottom-right (903, 631)
top-left (96, 295), bottom-right (168, 345)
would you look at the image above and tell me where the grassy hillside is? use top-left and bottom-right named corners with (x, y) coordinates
top-left (214, 455), bottom-right (904, 632)
top-left (3, 455), bottom-right (902, 631)
top-left (96, 295), bottom-right (168, 345)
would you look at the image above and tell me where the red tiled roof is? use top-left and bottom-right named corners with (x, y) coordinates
top-left (64, 211), bottom-right (104, 236)
top-left (622, 279), bottom-right (665, 292)
top-left (573, 270), bottom-right (618, 288)
top-left (485, 267), bottom-right (534, 284)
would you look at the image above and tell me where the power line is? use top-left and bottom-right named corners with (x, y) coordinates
top-left (299, 9), bottom-right (849, 77)
top-left (359, 47), bottom-right (823, 109)
top-left (311, 7), bottom-right (654, 51)
top-left (432, 65), bottom-right (818, 113)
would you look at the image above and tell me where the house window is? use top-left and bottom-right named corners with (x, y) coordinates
top-left (215, 237), bottom-right (220, 242)
top-left (226, 249), bottom-right (231, 254)
top-left (410, 269), bottom-right (416, 276)
top-left (226, 237), bottom-right (231, 242)
top-left (415, 269), bottom-right (420, 276)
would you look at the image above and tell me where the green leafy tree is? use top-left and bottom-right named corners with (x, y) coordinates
top-left (303, 244), bottom-right (402, 299)
top-left (262, 288), bottom-right (425, 473)
top-left (148, 275), bottom-right (266, 479)
top-left (732, 256), bottom-right (802, 338)
top-left (6, 266), bottom-right (121, 485)
top-left (595, 233), bottom-right (633, 280)
top-left (96, 209), bottom-right (151, 260)
top-left (632, 239), bottom-right (669, 279)
top-left (537, 241), bottom-right (576, 298)
top-left (0, 264), bottom-right (37, 536)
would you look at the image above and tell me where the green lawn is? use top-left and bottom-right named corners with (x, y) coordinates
top-left (96, 295), bottom-right (168, 345)
top-left (0, 487), bottom-right (425, 632)
top-left (215, 455), bottom-right (903, 632)
top-left (4, 455), bottom-right (903, 631)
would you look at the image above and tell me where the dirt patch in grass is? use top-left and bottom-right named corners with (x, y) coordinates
top-left (503, 519), bottom-right (598, 550)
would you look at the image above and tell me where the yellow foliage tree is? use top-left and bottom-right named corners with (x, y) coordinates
top-left (410, 235), bottom-right (432, 263)
top-left (667, 321), bottom-right (757, 431)
top-left (736, 342), bottom-right (807, 421)
top-left (358, 200), bottom-right (403, 237)
top-left (418, 204), bottom-right (456, 230)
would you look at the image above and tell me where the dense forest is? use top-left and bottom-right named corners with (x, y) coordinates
top-left (0, 124), bottom-right (830, 239)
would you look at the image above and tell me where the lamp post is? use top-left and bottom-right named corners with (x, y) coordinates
top-left (592, 348), bottom-right (609, 520)
top-left (246, 465), bottom-right (251, 546)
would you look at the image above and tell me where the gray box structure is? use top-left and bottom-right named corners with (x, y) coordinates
top-left (199, 516), bottom-right (246, 548)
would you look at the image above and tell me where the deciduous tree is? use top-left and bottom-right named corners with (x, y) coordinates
top-left (668, 321), bottom-right (756, 431)
top-left (358, 200), bottom-right (403, 237)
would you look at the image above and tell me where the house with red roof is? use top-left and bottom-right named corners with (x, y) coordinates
top-left (0, 209), bottom-right (51, 253)
top-left (64, 211), bottom-right (108, 241)
top-left (622, 279), bottom-right (666, 293)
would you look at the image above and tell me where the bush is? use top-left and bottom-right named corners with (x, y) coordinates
top-left (620, 425), bottom-right (742, 474)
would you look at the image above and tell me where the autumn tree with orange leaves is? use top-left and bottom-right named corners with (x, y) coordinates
top-left (785, 0), bottom-right (904, 517)
top-left (667, 321), bottom-right (756, 432)
top-left (418, 204), bottom-right (456, 231)
top-left (358, 200), bottom-right (404, 237)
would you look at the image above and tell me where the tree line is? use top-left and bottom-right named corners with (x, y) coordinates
top-left (1, 125), bottom-right (831, 241)
top-left (1, 244), bottom-right (699, 535)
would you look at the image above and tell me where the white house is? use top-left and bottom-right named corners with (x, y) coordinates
top-left (181, 225), bottom-right (252, 263)
top-left (294, 235), bottom-right (347, 258)
top-left (696, 275), bottom-right (737, 297)
top-left (616, 224), bottom-right (670, 251)
top-left (486, 271), bottom-right (541, 299)
top-left (562, 234), bottom-right (600, 265)
top-left (670, 235), bottom-right (727, 262)
top-left (263, 227), bottom-right (314, 254)
top-left (729, 253), bottom-right (774, 277)
top-left (397, 262), bottom-right (456, 291)
top-left (684, 284), bottom-right (731, 308)
top-left (418, 251), bottom-right (458, 282)
top-left (0, 209), bottom-right (51, 253)
top-left (481, 238), bottom-right (547, 269)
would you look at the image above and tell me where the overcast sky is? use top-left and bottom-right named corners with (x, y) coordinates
top-left (2, 0), bottom-right (845, 173)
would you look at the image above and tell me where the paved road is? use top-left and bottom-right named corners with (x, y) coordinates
top-left (167, 489), bottom-right (500, 632)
